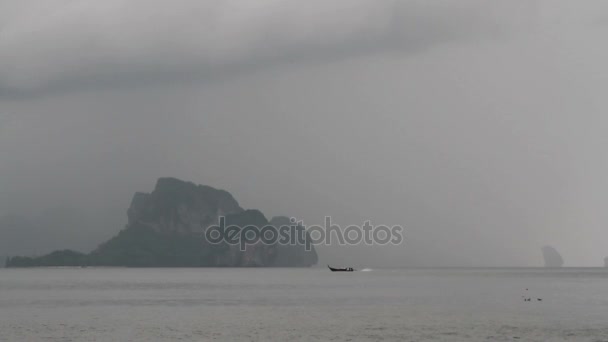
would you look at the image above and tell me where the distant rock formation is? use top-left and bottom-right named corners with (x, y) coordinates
top-left (541, 246), bottom-right (564, 267)
top-left (6, 178), bottom-right (317, 268)
top-left (126, 178), bottom-right (243, 235)
top-left (6, 250), bottom-right (86, 267)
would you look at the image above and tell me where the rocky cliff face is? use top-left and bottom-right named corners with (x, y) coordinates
top-left (127, 177), bottom-right (243, 234)
top-left (542, 246), bottom-right (564, 267)
top-left (7, 178), bottom-right (318, 267)
top-left (95, 177), bottom-right (318, 267)
top-left (214, 209), bottom-right (274, 267)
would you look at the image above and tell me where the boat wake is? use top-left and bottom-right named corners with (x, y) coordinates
top-left (360, 268), bottom-right (373, 272)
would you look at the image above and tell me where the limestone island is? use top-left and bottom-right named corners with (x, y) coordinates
top-left (5, 178), bottom-right (317, 268)
top-left (541, 245), bottom-right (564, 268)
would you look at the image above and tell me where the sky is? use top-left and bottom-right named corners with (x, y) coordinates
top-left (1, 0), bottom-right (608, 266)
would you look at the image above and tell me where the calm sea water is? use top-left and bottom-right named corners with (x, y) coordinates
top-left (1, 267), bottom-right (607, 341)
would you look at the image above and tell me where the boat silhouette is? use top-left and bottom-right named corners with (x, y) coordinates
top-left (327, 265), bottom-right (355, 272)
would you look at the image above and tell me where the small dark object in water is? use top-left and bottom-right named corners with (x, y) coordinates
top-left (537, 298), bottom-right (542, 301)
top-left (328, 265), bottom-right (355, 272)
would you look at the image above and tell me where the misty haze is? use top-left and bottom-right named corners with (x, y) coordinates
top-left (1, 0), bottom-right (608, 341)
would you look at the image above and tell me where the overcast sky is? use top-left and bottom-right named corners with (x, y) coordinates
top-left (2, 0), bottom-right (608, 266)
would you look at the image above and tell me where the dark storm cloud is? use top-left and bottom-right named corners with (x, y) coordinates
top-left (0, 0), bottom-right (532, 98)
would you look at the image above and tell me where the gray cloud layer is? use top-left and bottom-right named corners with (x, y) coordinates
top-left (2, 1), bottom-right (608, 267)
top-left (0, 0), bottom-right (533, 98)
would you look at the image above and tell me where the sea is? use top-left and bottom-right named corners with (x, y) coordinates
top-left (0, 267), bottom-right (607, 341)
